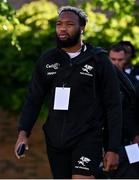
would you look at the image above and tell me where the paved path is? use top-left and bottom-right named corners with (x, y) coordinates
top-left (0, 111), bottom-right (52, 179)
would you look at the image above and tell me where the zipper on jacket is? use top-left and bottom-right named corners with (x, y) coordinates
top-left (60, 111), bottom-right (67, 146)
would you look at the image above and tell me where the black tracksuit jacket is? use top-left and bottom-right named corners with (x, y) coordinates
top-left (18, 44), bottom-right (122, 152)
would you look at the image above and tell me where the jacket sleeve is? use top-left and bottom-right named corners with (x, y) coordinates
top-left (96, 53), bottom-right (123, 153)
top-left (18, 55), bottom-right (48, 137)
top-left (123, 98), bottom-right (139, 140)
top-left (136, 84), bottom-right (139, 129)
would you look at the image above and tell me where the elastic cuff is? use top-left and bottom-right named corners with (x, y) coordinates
top-left (18, 128), bottom-right (31, 137)
top-left (107, 147), bottom-right (119, 154)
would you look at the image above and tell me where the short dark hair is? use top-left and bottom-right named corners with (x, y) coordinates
top-left (58, 6), bottom-right (87, 26)
top-left (119, 40), bottom-right (136, 58)
top-left (109, 44), bottom-right (126, 54)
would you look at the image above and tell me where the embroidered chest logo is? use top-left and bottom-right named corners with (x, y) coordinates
top-left (75, 156), bottom-right (91, 171)
top-left (45, 63), bottom-right (60, 75)
top-left (46, 63), bottom-right (60, 70)
top-left (80, 64), bottom-right (94, 77)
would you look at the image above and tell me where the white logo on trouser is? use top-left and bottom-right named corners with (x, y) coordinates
top-left (75, 156), bottom-right (91, 170)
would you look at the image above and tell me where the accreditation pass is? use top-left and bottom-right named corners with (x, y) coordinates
top-left (53, 87), bottom-right (71, 110)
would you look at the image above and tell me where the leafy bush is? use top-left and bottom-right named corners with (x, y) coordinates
top-left (83, 0), bottom-right (139, 64)
top-left (0, 0), bottom-right (57, 112)
top-left (0, 0), bottom-right (139, 112)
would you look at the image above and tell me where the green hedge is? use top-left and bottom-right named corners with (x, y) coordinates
top-left (0, 0), bottom-right (57, 112)
top-left (0, 0), bottom-right (139, 112)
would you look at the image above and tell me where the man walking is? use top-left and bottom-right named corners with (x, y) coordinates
top-left (108, 43), bottom-right (139, 178)
top-left (15, 6), bottom-right (122, 179)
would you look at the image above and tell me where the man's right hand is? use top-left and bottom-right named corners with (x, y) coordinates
top-left (14, 130), bottom-right (29, 159)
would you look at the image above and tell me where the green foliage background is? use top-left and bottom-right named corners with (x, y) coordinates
top-left (0, 0), bottom-right (139, 112)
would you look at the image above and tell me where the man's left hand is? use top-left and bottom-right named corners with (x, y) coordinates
top-left (103, 151), bottom-right (119, 172)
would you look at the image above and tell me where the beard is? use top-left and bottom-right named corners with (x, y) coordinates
top-left (56, 29), bottom-right (81, 48)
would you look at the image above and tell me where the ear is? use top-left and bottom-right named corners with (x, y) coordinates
top-left (81, 27), bottom-right (85, 34)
